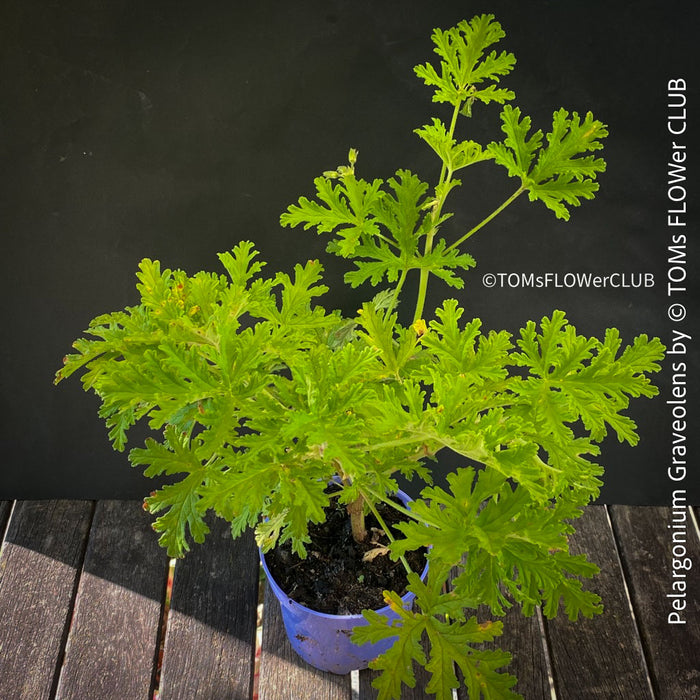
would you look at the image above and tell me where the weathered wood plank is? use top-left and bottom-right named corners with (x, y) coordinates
top-left (54, 500), bottom-right (170, 700)
top-left (158, 521), bottom-right (259, 699)
top-left (610, 505), bottom-right (700, 699)
top-left (0, 501), bottom-right (94, 699)
top-left (544, 505), bottom-right (653, 699)
top-left (0, 501), bottom-right (12, 535)
top-left (499, 608), bottom-right (553, 700)
top-left (258, 585), bottom-right (352, 700)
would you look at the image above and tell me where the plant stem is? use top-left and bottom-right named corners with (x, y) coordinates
top-left (364, 433), bottom-right (435, 453)
top-left (365, 486), bottom-right (434, 528)
top-left (436, 102), bottom-right (462, 186)
top-left (411, 185), bottom-right (523, 321)
top-left (388, 266), bottom-right (409, 320)
top-left (361, 490), bottom-right (413, 575)
top-left (347, 494), bottom-right (367, 543)
top-left (413, 103), bottom-right (461, 323)
top-left (374, 231), bottom-right (401, 250)
top-left (446, 185), bottom-right (525, 253)
top-left (413, 273), bottom-right (427, 325)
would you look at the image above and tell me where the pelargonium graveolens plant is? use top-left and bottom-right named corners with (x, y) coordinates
top-left (56, 15), bottom-right (664, 699)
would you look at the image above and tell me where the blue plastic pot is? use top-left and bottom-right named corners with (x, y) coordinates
top-left (259, 489), bottom-right (428, 674)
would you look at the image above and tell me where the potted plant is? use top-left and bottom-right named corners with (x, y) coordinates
top-left (56, 15), bottom-right (664, 700)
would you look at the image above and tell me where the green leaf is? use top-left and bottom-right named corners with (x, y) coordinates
top-left (415, 15), bottom-right (516, 110)
top-left (418, 240), bottom-right (477, 289)
top-left (130, 430), bottom-right (199, 479)
top-left (488, 105), bottom-right (542, 179)
top-left (283, 165), bottom-right (437, 294)
top-left (104, 407), bottom-right (137, 452)
top-left (391, 468), bottom-right (506, 566)
top-left (344, 241), bottom-right (405, 288)
top-left (373, 170), bottom-right (431, 252)
top-left (145, 476), bottom-right (210, 558)
top-left (356, 304), bottom-right (418, 378)
top-left (217, 241), bottom-right (266, 287)
top-left (280, 159), bottom-right (385, 257)
top-left (200, 456), bottom-right (284, 543)
top-left (456, 648), bottom-right (521, 700)
top-left (415, 119), bottom-right (492, 172)
top-left (275, 477), bottom-right (330, 557)
top-left (511, 311), bottom-right (665, 445)
top-left (421, 300), bottom-right (511, 380)
top-left (133, 427), bottom-right (211, 557)
top-left (489, 106), bottom-right (608, 220)
top-left (272, 259), bottom-right (329, 324)
top-left (354, 593), bottom-right (427, 700)
top-left (357, 571), bottom-right (520, 700)
top-left (135, 258), bottom-right (172, 312)
top-left (531, 109), bottom-right (608, 183)
top-left (542, 571), bottom-right (603, 621)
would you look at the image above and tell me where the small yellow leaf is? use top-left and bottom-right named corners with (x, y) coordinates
top-left (413, 318), bottom-right (428, 336)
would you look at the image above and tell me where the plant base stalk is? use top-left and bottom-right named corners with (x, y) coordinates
top-left (347, 496), bottom-right (367, 543)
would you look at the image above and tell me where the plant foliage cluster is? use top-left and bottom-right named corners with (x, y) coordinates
top-left (56, 15), bottom-right (663, 700)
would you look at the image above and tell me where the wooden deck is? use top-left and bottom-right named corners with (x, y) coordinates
top-left (0, 501), bottom-right (698, 699)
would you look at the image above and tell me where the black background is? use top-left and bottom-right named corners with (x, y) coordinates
top-left (1, 0), bottom-right (697, 503)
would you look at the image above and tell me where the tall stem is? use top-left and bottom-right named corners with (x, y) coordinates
top-left (387, 267), bottom-right (409, 321)
top-left (413, 103), bottom-right (462, 323)
top-left (413, 264), bottom-right (431, 324)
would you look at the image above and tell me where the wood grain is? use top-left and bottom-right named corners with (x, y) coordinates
top-left (54, 500), bottom-right (170, 700)
top-left (611, 505), bottom-right (700, 699)
top-left (545, 505), bottom-right (653, 699)
top-left (0, 501), bottom-right (93, 699)
top-left (0, 501), bottom-right (11, 536)
top-left (158, 519), bottom-right (259, 699)
top-left (0, 501), bottom-right (697, 699)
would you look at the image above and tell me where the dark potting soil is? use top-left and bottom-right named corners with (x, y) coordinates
top-left (264, 490), bottom-right (427, 615)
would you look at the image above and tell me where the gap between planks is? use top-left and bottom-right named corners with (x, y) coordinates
top-left (602, 504), bottom-right (656, 697)
top-left (51, 502), bottom-right (97, 699)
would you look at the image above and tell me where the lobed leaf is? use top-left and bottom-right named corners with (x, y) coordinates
top-left (414, 15), bottom-right (516, 110)
top-left (511, 311), bottom-right (664, 445)
top-left (280, 164), bottom-right (385, 257)
top-left (372, 170), bottom-right (431, 252)
top-left (489, 106), bottom-right (608, 220)
top-left (415, 119), bottom-right (492, 173)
